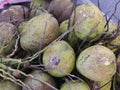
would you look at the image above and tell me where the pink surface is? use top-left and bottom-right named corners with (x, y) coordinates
top-left (0, 0), bottom-right (30, 8)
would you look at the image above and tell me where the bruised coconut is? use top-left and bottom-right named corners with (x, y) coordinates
top-left (0, 22), bottom-right (17, 56)
top-left (43, 40), bottom-right (75, 77)
top-left (22, 70), bottom-right (56, 90)
top-left (9, 5), bottom-right (29, 19)
top-left (70, 3), bottom-right (105, 41)
top-left (76, 45), bottom-right (116, 82)
top-left (48, 0), bottom-right (73, 22)
top-left (20, 13), bottom-right (59, 52)
top-left (0, 80), bottom-right (21, 90)
top-left (60, 80), bottom-right (90, 90)
top-left (0, 5), bottom-right (28, 25)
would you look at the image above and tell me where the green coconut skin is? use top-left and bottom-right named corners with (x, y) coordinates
top-left (60, 80), bottom-right (90, 90)
top-left (20, 13), bottom-right (59, 52)
top-left (104, 21), bottom-right (117, 37)
top-left (43, 40), bottom-right (75, 77)
top-left (96, 78), bottom-right (112, 90)
top-left (0, 22), bottom-right (17, 56)
top-left (60, 20), bottom-right (78, 47)
top-left (107, 35), bottom-right (120, 52)
top-left (22, 70), bottom-right (56, 90)
top-left (30, 0), bottom-right (51, 10)
top-left (70, 3), bottom-right (105, 41)
top-left (76, 45), bottom-right (116, 82)
top-left (0, 80), bottom-right (21, 90)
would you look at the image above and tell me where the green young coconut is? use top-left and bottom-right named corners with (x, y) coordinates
top-left (22, 70), bottom-right (56, 90)
top-left (95, 78), bottom-right (112, 90)
top-left (76, 45), bottom-right (116, 82)
top-left (0, 22), bottom-right (17, 56)
top-left (0, 80), bottom-right (21, 90)
top-left (18, 21), bottom-right (28, 33)
top-left (43, 40), bottom-right (75, 77)
top-left (60, 20), bottom-right (78, 47)
top-left (107, 34), bottom-right (120, 52)
top-left (20, 13), bottom-right (60, 52)
top-left (70, 3), bottom-right (105, 41)
top-left (60, 80), bottom-right (90, 90)
top-left (30, 0), bottom-right (50, 9)
top-left (30, 0), bottom-right (51, 18)
top-left (104, 21), bottom-right (117, 37)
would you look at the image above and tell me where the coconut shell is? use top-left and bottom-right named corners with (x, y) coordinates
top-left (76, 45), bottom-right (116, 82)
top-left (43, 40), bottom-right (75, 77)
top-left (20, 13), bottom-right (59, 52)
top-left (70, 3), bottom-right (105, 41)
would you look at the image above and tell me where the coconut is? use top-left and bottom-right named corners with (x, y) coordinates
top-left (48, 0), bottom-right (73, 23)
top-left (0, 5), bottom-right (28, 25)
top-left (107, 34), bottom-right (120, 52)
top-left (104, 21), bottom-right (117, 37)
top-left (95, 78), bottom-right (112, 90)
top-left (9, 5), bottom-right (29, 18)
top-left (60, 80), bottom-right (90, 90)
top-left (0, 22), bottom-right (17, 56)
top-left (30, 0), bottom-right (51, 9)
top-left (22, 70), bottom-right (56, 90)
top-left (20, 13), bottom-right (59, 52)
top-left (76, 45), bottom-right (116, 82)
top-left (43, 40), bottom-right (75, 77)
top-left (0, 80), bottom-right (21, 90)
top-left (60, 20), bottom-right (78, 47)
top-left (70, 3), bottom-right (105, 41)
top-left (30, 0), bottom-right (51, 18)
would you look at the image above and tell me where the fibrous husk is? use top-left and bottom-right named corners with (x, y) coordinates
top-left (0, 80), bottom-right (21, 90)
top-left (22, 70), bottom-right (56, 90)
top-left (43, 40), bottom-right (75, 77)
top-left (76, 45), bottom-right (116, 82)
top-left (60, 80), bottom-right (90, 90)
top-left (0, 22), bottom-right (17, 56)
top-left (70, 3), bottom-right (105, 41)
top-left (48, 0), bottom-right (73, 23)
top-left (20, 13), bottom-right (60, 52)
